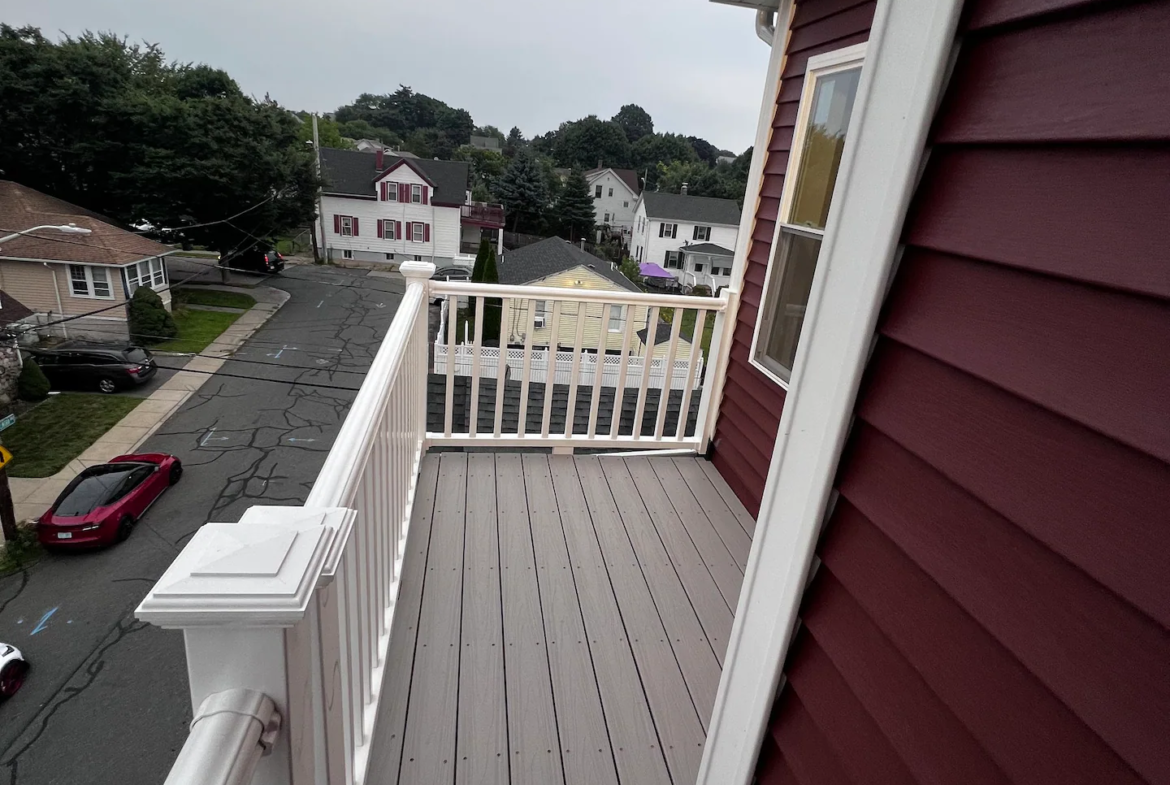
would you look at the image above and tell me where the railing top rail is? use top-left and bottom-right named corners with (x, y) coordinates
top-left (306, 262), bottom-right (433, 508)
top-left (431, 280), bottom-right (729, 311)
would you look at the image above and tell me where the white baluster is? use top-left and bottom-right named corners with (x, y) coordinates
top-left (676, 309), bottom-right (708, 440)
top-left (654, 311), bottom-right (685, 439)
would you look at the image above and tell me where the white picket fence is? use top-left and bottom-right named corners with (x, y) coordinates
top-left (433, 340), bottom-right (703, 392)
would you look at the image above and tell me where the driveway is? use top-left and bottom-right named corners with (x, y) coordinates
top-left (0, 264), bottom-right (407, 785)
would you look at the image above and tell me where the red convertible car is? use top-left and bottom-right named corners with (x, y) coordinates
top-left (37, 454), bottom-right (182, 548)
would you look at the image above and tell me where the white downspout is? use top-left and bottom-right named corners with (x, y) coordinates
top-left (755, 8), bottom-right (776, 45)
top-left (46, 263), bottom-right (68, 339)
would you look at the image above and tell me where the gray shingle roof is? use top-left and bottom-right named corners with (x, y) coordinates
top-left (585, 167), bottom-right (641, 195)
top-left (427, 374), bottom-right (700, 439)
top-left (682, 242), bottom-right (734, 256)
top-left (499, 238), bottom-right (641, 293)
top-left (636, 322), bottom-right (676, 347)
top-left (319, 148), bottom-right (469, 205)
top-left (641, 192), bottom-right (741, 225)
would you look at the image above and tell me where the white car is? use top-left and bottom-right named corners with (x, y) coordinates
top-left (0, 642), bottom-right (29, 699)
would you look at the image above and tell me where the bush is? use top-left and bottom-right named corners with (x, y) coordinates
top-left (128, 286), bottom-right (178, 344)
top-left (691, 284), bottom-right (712, 297)
top-left (17, 356), bottom-right (50, 401)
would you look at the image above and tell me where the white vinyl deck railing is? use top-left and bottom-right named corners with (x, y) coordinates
top-left (135, 264), bottom-right (730, 785)
top-left (429, 279), bottom-right (728, 450)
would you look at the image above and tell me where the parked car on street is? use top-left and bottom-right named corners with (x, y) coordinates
top-left (27, 344), bottom-right (157, 394)
top-left (36, 454), bottom-right (182, 548)
top-left (220, 244), bottom-right (285, 274)
top-left (0, 643), bottom-right (29, 700)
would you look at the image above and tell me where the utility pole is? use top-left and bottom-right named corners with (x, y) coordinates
top-left (312, 114), bottom-right (328, 264)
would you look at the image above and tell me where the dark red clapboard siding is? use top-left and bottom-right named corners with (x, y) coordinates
top-left (936, 2), bottom-right (1170, 143)
top-left (802, 573), bottom-right (1014, 785)
top-left (881, 250), bottom-right (1170, 461)
top-left (769, 692), bottom-right (854, 785)
top-left (754, 737), bottom-right (798, 785)
top-left (858, 342), bottom-right (1170, 630)
top-left (842, 422), bottom-right (1170, 784)
top-left (712, 0), bottom-right (876, 516)
top-left (964, 0), bottom-right (1105, 30)
top-left (785, 630), bottom-right (917, 785)
top-left (820, 500), bottom-right (1146, 785)
top-left (904, 146), bottom-right (1170, 299)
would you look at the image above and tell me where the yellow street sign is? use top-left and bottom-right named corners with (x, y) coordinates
top-left (0, 445), bottom-right (12, 470)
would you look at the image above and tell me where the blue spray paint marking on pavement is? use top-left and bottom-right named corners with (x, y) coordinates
top-left (31, 607), bottom-right (58, 636)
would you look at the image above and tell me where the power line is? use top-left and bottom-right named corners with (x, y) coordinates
top-left (128, 192), bottom-right (279, 235)
top-left (151, 363), bottom-right (364, 392)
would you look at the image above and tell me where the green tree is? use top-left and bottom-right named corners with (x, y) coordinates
top-left (335, 86), bottom-right (472, 155)
top-left (454, 146), bottom-right (508, 199)
top-left (16, 357), bottom-right (50, 401)
top-left (687, 136), bottom-right (720, 165)
top-left (0, 26), bottom-right (319, 257)
top-left (468, 237), bottom-right (491, 324)
top-left (496, 151), bottom-right (549, 233)
top-left (481, 247), bottom-right (502, 343)
top-left (619, 256), bottom-right (643, 288)
top-left (552, 169), bottom-right (596, 241)
top-left (336, 118), bottom-right (400, 147)
top-left (504, 126), bottom-right (525, 157)
top-left (128, 286), bottom-right (178, 344)
top-left (553, 116), bottom-right (631, 170)
top-left (632, 133), bottom-right (699, 189)
top-left (296, 114), bottom-right (353, 149)
top-left (612, 104), bottom-right (654, 143)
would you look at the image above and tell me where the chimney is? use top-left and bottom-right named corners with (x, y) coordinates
top-left (375, 148), bottom-right (383, 171)
top-left (681, 182), bottom-right (688, 195)
top-left (597, 158), bottom-right (603, 170)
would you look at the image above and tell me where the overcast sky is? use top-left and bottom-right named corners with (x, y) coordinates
top-left (8, 0), bottom-right (770, 153)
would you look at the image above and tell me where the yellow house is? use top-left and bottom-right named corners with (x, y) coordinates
top-left (495, 237), bottom-right (690, 359)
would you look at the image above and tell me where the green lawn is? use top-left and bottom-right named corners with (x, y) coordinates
top-left (662, 307), bottom-right (717, 360)
top-left (172, 288), bottom-right (256, 310)
top-left (152, 308), bottom-right (242, 353)
top-left (4, 393), bottom-right (144, 478)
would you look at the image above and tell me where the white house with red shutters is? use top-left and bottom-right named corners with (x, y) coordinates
top-left (314, 147), bottom-right (504, 267)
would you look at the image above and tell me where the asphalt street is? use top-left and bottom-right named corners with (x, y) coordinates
top-left (0, 263), bottom-right (405, 785)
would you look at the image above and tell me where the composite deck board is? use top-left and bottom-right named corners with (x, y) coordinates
top-left (399, 453), bottom-right (467, 784)
top-left (694, 458), bottom-right (757, 538)
top-left (365, 454), bottom-right (441, 783)
top-left (677, 458), bottom-right (756, 557)
top-left (522, 454), bottom-right (618, 785)
top-left (372, 454), bottom-right (751, 785)
top-left (574, 457), bottom-right (707, 780)
top-left (625, 458), bottom-right (735, 660)
top-left (548, 456), bottom-right (673, 785)
top-left (649, 459), bottom-right (746, 602)
top-left (495, 454), bottom-right (565, 785)
top-left (457, 454), bottom-right (508, 784)
top-left (599, 458), bottom-right (723, 725)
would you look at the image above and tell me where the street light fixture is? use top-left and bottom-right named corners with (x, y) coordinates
top-left (0, 223), bottom-right (93, 248)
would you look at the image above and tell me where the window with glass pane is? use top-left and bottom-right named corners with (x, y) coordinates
top-left (608, 305), bottom-right (624, 332)
top-left (754, 50), bottom-right (863, 384)
top-left (70, 265), bottom-right (88, 295)
top-left (91, 267), bottom-right (111, 297)
top-left (151, 259), bottom-right (165, 286)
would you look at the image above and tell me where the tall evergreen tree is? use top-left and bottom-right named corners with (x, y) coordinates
top-left (496, 151), bottom-right (548, 233)
top-left (553, 169), bottom-right (596, 241)
top-left (481, 246), bottom-right (502, 343)
top-left (468, 237), bottom-right (491, 324)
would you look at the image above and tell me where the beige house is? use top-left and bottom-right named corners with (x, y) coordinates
top-left (497, 237), bottom-right (690, 359)
top-left (0, 181), bottom-right (175, 342)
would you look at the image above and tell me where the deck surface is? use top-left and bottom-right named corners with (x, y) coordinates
top-left (367, 453), bottom-right (754, 785)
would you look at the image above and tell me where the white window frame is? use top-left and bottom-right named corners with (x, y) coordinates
top-left (342, 249), bottom-right (353, 259)
top-left (749, 41), bottom-right (868, 389)
top-left (385, 181), bottom-right (399, 202)
top-left (659, 222), bottom-right (677, 238)
top-left (664, 250), bottom-right (681, 269)
top-left (533, 300), bottom-right (548, 328)
top-left (594, 185), bottom-right (603, 198)
top-left (68, 264), bottom-right (114, 299)
top-left (603, 212), bottom-right (610, 223)
top-left (127, 258), bottom-right (167, 294)
top-left (697, 2), bottom-right (962, 782)
top-left (694, 225), bottom-right (712, 241)
top-left (340, 215), bottom-right (353, 237)
top-left (411, 184), bottom-right (423, 204)
top-left (411, 222), bottom-right (425, 242)
top-left (608, 187), bottom-right (613, 197)
top-left (608, 304), bottom-right (625, 333)
top-left (383, 219), bottom-right (397, 240)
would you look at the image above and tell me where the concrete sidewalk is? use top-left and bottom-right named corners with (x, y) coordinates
top-left (9, 284), bottom-right (290, 526)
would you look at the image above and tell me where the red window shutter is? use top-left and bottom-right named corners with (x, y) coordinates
top-left (377, 219), bottom-right (383, 238)
top-left (671, 224), bottom-right (677, 239)
top-left (399, 183), bottom-right (407, 203)
top-left (658, 223), bottom-right (665, 238)
top-left (333, 215), bottom-right (341, 233)
top-left (424, 223), bottom-right (431, 242)
top-left (422, 186), bottom-right (429, 205)
top-left (397, 221), bottom-right (403, 240)
top-left (352, 217), bottom-right (359, 236)
top-left (381, 182), bottom-right (387, 200)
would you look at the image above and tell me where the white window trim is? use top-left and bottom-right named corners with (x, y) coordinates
top-left (340, 216), bottom-right (353, 237)
top-left (342, 249), bottom-right (354, 259)
top-left (411, 222), bottom-right (425, 243)
top-left (127, 258), bottom-right (166, 293)
top-left (68, 264), bottom-right (114, 299)
top-left (385, 181), bottom-right (399, 202)
top-left (607, 304), bottom-right (625, 333)
top-left (411, 184), bottom-right (423, 204)
top-left (533, 300), bottom-right (547, 329)
top-left (383, 219), bottom-right (397, 240)
top-left (696, 2), bottom-right (963, 783)
top-left (748, 42), bottom-right (868, 389)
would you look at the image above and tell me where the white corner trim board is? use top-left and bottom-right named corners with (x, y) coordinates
top-left (696, 1), bottom-right (965, 783)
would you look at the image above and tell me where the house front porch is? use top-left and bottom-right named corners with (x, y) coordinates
top-left (366, 451), bottom-right (752, 785)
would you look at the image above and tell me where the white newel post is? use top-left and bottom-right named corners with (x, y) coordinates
top-left (137, 506), bottom-right (355, 785)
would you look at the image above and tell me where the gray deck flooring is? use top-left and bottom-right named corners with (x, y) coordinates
top-left (367, 453), bottom-right (754, 785)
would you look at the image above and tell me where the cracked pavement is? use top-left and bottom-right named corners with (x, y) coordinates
top-left (0, 264), bottom-right (404, 785)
